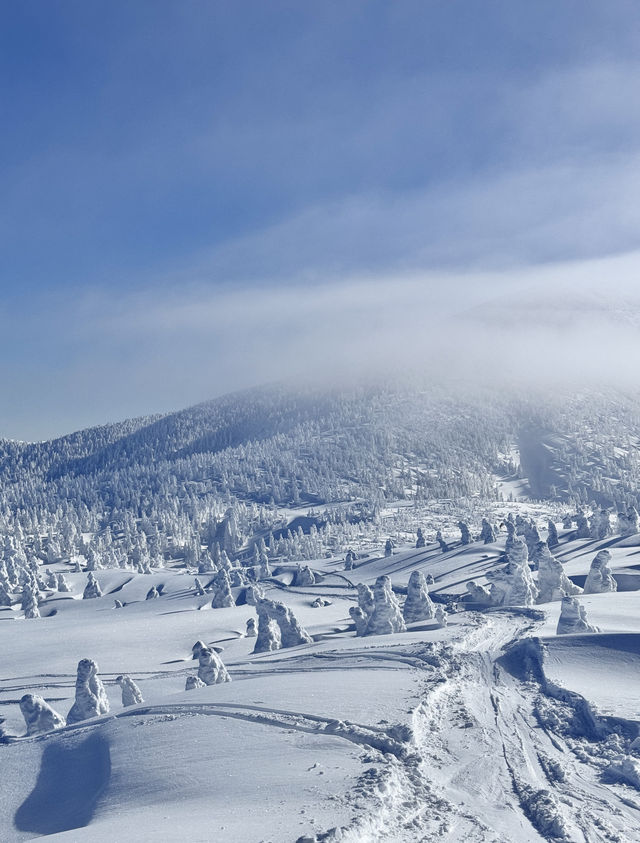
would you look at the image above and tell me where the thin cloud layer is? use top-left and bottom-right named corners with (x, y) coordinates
top-left (4, 251), bottom-right (640, 440)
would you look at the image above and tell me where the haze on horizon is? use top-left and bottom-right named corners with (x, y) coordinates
top-left (2, 2), bottom-right (640, 441)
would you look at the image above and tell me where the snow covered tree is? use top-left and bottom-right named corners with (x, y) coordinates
top-left (556, 596), bottom-right (599, 634)
top-left (83, 572), bottom-right (102, 599)
top-left (590, 508), bottom-right (612, 540)
top-left (384, 539), bottom-right (393, 558)
top-left (487, 537), bottom-right (538, 607)
top-left (254, 610), bottom-right (281, 653)
top-left (185, 675), bottom-right (206, 691)
top-left (465, 580), bottom-right (492, 607)
top-left (357, 582), bottom-right (375, 619)
top-left (365, 575), bottom-right (406, 635)
top-left (415, 528), bottom-right (425, 548)
top-left (19, 694), bottom-right (65, 735)
top-left (67, 658), bottom-right (110, 724)
top-left (546, 519), bottom-right (559, 549)
top-left (116, 675), bottom-right (144, 706)
top-left (435, 605), bottom-right (447, 627)
top-left (583, 550), bottom-right (617, 594)
top-left (211, 569), bottom-right (235, 608)
top-left (56, 573), bottom-right (70, 592)
top-left (625, 506), bottom-right (639, 536)
top-left (575, 510), bottom-right (590, 539)
top-left (536, 543), bottom-right (582, 603)
top-left (480, 518), bottom-right (496, 544)
top-left (0, 580), bottom-right (12, 607)
top-left (403, 570), bottom-right (435, 623)
top-left (197, 646), bottom-right (231, 685)
top-left (349, 605), bottom-right (368, 636)
top-left (458, 521), bottom-right (471, 545)
top-left (436, 530), bottom-right (449, 553)
top-left (21, 581), bottom-right (40, 618)
top-left (294, 565), bottom-right (315, 586)
top-left (272, 601), bottom-right (313, 647)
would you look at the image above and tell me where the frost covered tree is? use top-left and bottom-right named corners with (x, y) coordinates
top-left (487, 537), bottom-right (538, 607)
top-left (435, 605), bottom-right (447, 627)
top-left (252, 596), bottom-right (312, 652)
top-left (357, 582), bottom-right (375, 620)
top-left (523, 521), bottom-right (542, 556)
top-left (211, 569), bottom-right (235, 608)
top-left (185, 675), bottom-right (206, 691)
top-left (56, 573), bottom-right (70, 592)
top-left (349, 605), bottom-right (368, 636)
top-left (536, 543), bottom-right (582, 603)
top-left (384, 539), bottom-right (393, 558)
top-left (590, 508), bottom-right (612, 540)
top-left (465, 580), bottom-right (492, 607)
top-left (197, 550), bottom-right (215, 574)
top-left (116, 675), bottom-right (144, 706)
top-left (415, 528), bottom-right (425, 548)
top-left (19, 694), bottom-right (65, 735)
top-left (623, 506), bottom-right (639, 537)
top-left (556, 596), bottom-right (599, 634)
top-left (403, 570), bottom-right (435, 623)
top-left (294, 565), bottom-right (315, 586)
top-left (254, 610), bottom-right (282, 652)
top-left (546, 520), bottom-right (559, 549)
top-left (197, 646), bottom-right (231, 685)
top-left (583, 550), bottom-right (617, 594)
top-left (245, 617), bottom-right (257, 637)
top-left (21, 581), bottom-right (40, 618)
top-left (345, 549), bottom-right (356, 569)
top-left (365, 575), bottom-right (406, 635)
top-left (272, 602), bottom-right (313, 647)
top-left (436, 530), bottom-right (449, 553)
top-left (480, 518), bottom-right (496, 544)
top-left (229, 568), bottom-right (246, 587)
top-left (254, 556), bottom-right (269, 580)
top-left (0, 580), bottom-right (12, 606)
top-left (194, 577), bottom-right (205, 596)
top-left (575, 510), bottom-right (590, 539)
top-left (562, 514), bottom-right (574, 530)
top-left (67, 658), bottom-right (110, 724)
top-left (458, 521), bottom-right (471, 545)
top-left (83, 572), bottom-right (102, 599)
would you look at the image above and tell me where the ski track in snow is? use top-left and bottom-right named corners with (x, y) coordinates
top-left (6, 562), bottom-right (640, 840)
top-left (312, 612), bottom-right (640, 842)
top-left (11, 610), bottom-right (639, 842)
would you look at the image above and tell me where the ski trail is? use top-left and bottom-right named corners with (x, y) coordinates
top-left (335, 610), bottom-right (640, 842)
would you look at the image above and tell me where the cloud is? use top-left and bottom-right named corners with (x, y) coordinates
top-left (4, 249), bottom-right (640, 440)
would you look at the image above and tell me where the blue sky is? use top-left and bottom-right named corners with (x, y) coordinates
top-left (2, 2), bottom-right (640, 438)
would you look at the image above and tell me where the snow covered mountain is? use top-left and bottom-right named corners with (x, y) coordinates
top-left (3, 382), bottom-right (640, 841)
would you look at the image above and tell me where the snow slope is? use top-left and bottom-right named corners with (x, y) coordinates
top-left (4, 525), bottom-right (640, 841)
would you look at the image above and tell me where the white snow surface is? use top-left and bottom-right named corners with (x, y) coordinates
top-left (3, 530), bottom-right (640, 840)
